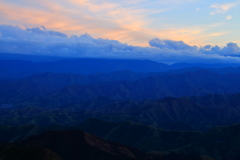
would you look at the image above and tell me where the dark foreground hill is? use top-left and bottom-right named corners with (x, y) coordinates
top-left (0, 144), bottom-right (61, 160)
top-left (170, 123), bottom-right (240, 160)
top-left (18, 129), bottom-right (212, 160)
top-left (1, 119), bottom-right (240, 160)
top-left (73, 119), bottom-right (240, 160)
top-left (77, 118), bottom-right (202, 152)
top-left (0, 128), bottom-right (214, 160)
top-left (0, 120), bottom-right (201, 151)
top-left (77, 119), bottom-right (240, 160)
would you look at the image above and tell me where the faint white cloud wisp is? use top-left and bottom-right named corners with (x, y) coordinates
top-left (210, 3), bottom-right (236, 15)
top-left (226, 16), bottom-right (233, 20)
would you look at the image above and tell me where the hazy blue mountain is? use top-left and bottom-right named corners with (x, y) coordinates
top-left (0, 70), bottom-right (156, 104)
top-left (3, 67), bottom-right (240, 105)
top-left (98, 95), bottom-right (240, 131)
top-left (0, 53), bottom-right (65, 62)
top-left (1, 93), bottom-right (240, 131)
top-left (0, 59), bottom-right (168, 79)
top-left (1, 58), bottom-right (240, 79)
top-left (170, 62), bottom-right (240, 70)
top-left (11, 70), bottom-right (240, 106)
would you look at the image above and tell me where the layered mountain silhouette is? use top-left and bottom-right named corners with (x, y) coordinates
top-left (2, 92), bottom-right (240, 131)
top-left (2, 57), bottom-right (240, 160)
top-left (1, 58), bottom-right (240, 79)
top-left (3, 70), bottom-right (240, 105)
top-left (0, 59), bottom-right (168, 79)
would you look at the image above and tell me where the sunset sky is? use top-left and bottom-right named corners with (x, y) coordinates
top-left (0, 0), bottom-right (240, 63)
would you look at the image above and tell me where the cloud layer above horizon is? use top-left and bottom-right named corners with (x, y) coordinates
top-left (1, 25), bottom-right (240, 63)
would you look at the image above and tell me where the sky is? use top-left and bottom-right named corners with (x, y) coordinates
top-left (0, 0), bottom-right (240, 63)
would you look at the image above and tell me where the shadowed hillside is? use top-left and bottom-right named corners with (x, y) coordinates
top-left (19, 129), bottom-right (212, 160)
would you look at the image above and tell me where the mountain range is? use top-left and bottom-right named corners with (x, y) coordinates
top-left (3, 69), bottom-right (240, 105)
top-left (2, 92), bottom-right (240, 131)
top-left (2, 56), bottom-right (240, 160)
top-left (2, 58), bottom-right (240, 79)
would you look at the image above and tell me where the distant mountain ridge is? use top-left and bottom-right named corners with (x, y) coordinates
top-left (1, 58), bottom-right (240, 79)
top-left (8, 70), bottom-right (240, 104)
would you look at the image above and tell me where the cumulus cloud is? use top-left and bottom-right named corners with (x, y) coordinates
top-left (1, 24), bottom-right (240, 64)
